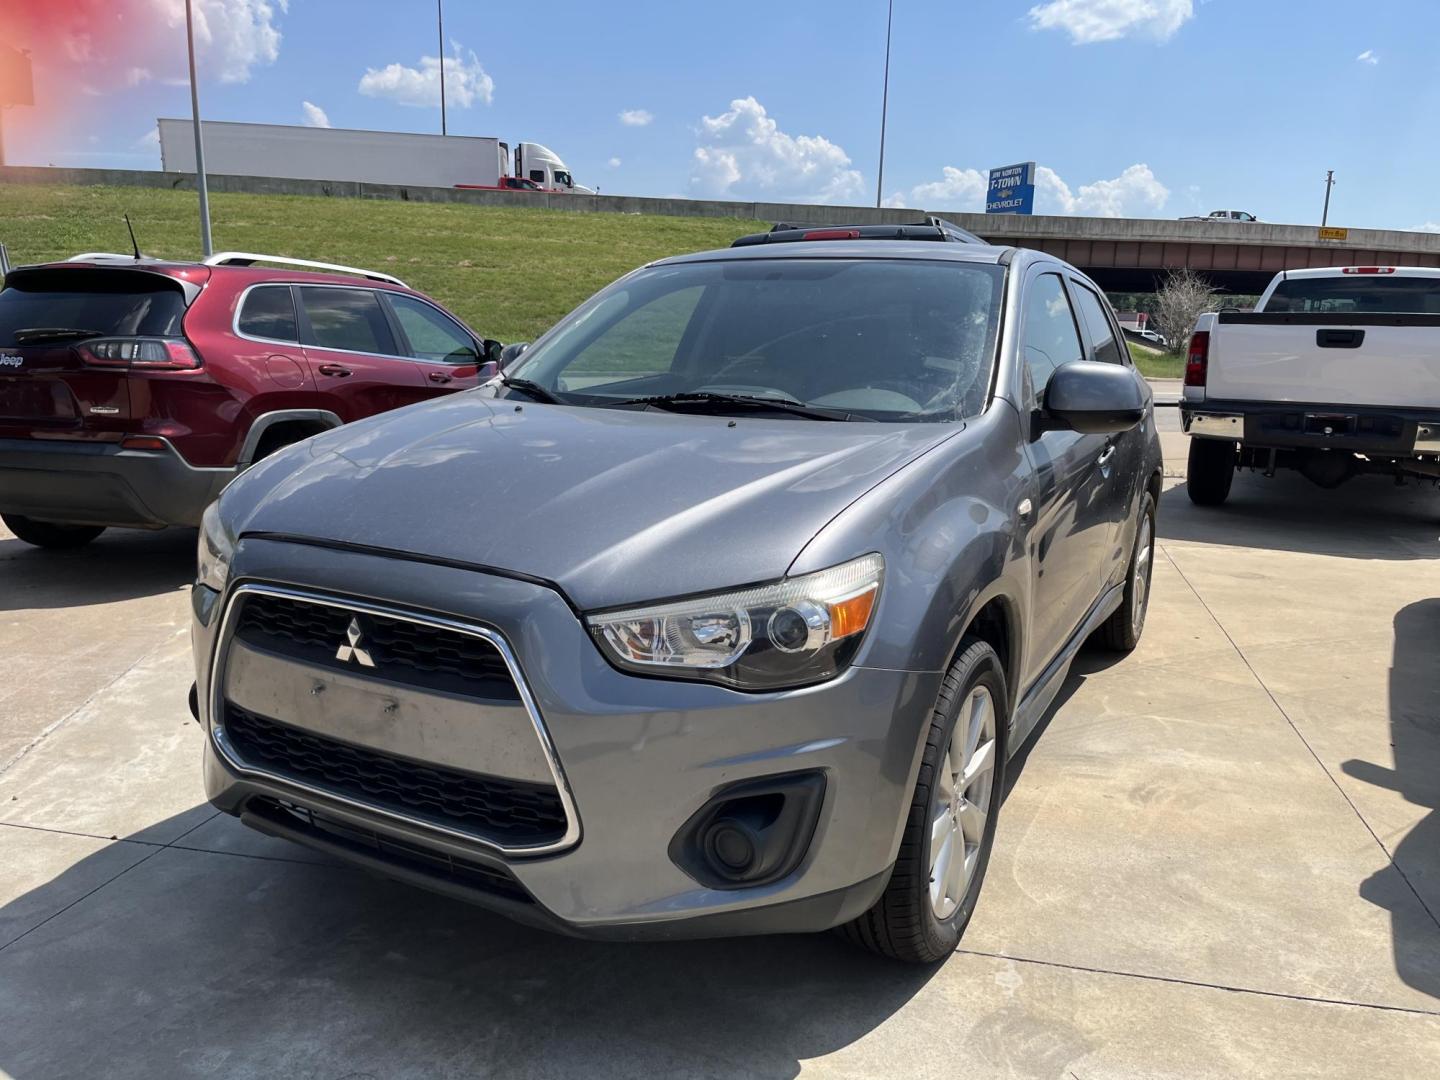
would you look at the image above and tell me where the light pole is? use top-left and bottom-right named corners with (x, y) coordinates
top-left (437, 0), bottom-right (448, 135)
top-left (875, 0), bottom-right (893, 208)
top-left (184, 0), bottom-right (213, 256)
top-left (1321, 169), bottom-right (1335, 227)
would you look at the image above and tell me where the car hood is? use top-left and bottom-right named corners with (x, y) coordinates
top-left (229, 394), bottom-right (959, 610)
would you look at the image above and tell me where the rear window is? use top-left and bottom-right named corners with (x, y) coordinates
top-left (1265, 276), bottom-right (1440, 314)
top-left (0, 270), bottom-right (187, 347)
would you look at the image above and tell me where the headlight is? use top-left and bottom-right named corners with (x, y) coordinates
top-left (196, 501), bottom-right (235, 592)
top-left (587, 554), bottom-right (883, 690)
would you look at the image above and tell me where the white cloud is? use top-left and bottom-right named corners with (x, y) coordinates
top-left (690, 96), bottom-right (863, 204)
top-left (1356, 49), bottom-right (1379, 65)
top-left (1036, 163), bottom-right (1169, 216)
top-left (1410, 222), bottom-right (1440, 233)
top-left (135, 128), bottom-right (161, 149)
top-left (44, 1), bottom-right (284, 91)
top-left (885, 162), bottom-right (1169, 218)
top-left (301, 101), bottom-right (331, 128)
top-left (1028, 0), bottom-right (1193, 44)
top-left (359, 45), bottom-right (494, 108)
top-left (883, 166), bottom-right (987, 211)
top-left (151, 0), bottom-right (286, 83)
top-left (607, 157), bottom-right (622, 168)
top-left (619, 109), bottom-right (654, 127)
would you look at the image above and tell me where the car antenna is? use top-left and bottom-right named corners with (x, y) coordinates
top-left (124, 214), bottom-right (142, 261)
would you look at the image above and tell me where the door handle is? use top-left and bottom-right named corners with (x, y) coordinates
top-left (317, 364), bottom-right (352, 378)
top-left (428, 371), bottom-right (453, 384)
top-left (1097, 444), bottom-right (1117, 468)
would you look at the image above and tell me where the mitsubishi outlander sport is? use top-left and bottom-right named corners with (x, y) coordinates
top-left (190, 222), bottom-right (1162, 963)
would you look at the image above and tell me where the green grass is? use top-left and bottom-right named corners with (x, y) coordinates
top-left (1127, 342), bottom-right (1185, 379)
top-left (0, 183), bottom-right (764, 342)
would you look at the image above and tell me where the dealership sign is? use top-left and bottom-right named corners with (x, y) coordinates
top-left (986, 161), bottom-right (1036, 215)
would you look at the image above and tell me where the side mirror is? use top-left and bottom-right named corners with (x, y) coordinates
top-left (1042, 360), bottom-right (1145, 435)
top-left (499, 341), bottom-right (529, 371)
top-left (482, 339), bottom-right (504, 366)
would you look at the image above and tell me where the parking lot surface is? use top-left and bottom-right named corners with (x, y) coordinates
top-left (2, 421), bottom-right (1438, 1078)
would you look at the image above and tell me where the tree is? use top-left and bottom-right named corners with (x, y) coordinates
top-left (1152, 269), bottom-right (1218, 355)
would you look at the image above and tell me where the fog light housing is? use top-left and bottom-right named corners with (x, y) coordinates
top-left (669, 772), bottom-right (826, 889)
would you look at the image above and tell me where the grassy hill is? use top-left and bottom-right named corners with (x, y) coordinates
top-left (0, 183), bottom-right (763, 342)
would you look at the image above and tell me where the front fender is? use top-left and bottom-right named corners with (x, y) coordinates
top-left (788, 405), bottom-right (1031, 679)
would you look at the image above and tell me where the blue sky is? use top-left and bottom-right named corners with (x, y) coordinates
top-left (9, 0), bottom-right (1440, 230)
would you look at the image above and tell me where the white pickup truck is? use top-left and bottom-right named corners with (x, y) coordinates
top-left (1181, 265), bottom-right (1440, 505)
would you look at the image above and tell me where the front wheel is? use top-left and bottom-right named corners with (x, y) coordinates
top-left (839, 638), bottom-right (1006, 963)
top-left (1187, 437), bottom-right (1235, 506)
top-left (2, 514), bottom-right (106, 550)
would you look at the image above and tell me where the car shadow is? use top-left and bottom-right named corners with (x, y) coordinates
top-left (1343, 598), bottom-right (1440, 1002)
top-left (0, 526), bottom-right (196, 611)
top-left (0, 806), bottom-right (941, 1077)
top-left (1159, 471), bottom-right (1438, 561)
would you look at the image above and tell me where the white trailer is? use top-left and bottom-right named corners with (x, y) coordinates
top-left (158, 119), bottom-right (507, 189)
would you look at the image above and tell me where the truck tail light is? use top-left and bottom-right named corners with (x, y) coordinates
top-left (1185, 330), bottom-right (1210, 387)
top-left (1340, 266), bottom-right (1395, 275)
top-left (78, 338), bottom-right (201, 371)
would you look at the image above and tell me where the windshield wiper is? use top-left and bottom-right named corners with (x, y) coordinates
top-left (604, 391), bottom-right (869, 422)
top-left (499, 374), bottom-right (563, 404)
top-left (13, 327), bottom-right (105, 345)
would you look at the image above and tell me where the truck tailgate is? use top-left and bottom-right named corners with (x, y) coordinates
top-left (1208, 313), bottom-right (1440, 408)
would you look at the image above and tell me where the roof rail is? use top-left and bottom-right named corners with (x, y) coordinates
top-left (203, 252), bottom-right (408, 288)
top-left (731, 216), bottom-right (986, 249)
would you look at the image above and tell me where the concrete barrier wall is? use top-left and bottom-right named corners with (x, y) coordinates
top-left (4, 164), bottom-right (1439, 258)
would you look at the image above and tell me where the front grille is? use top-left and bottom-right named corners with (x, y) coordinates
top-left (246, 796), bottom-right (533, 902)
top-left (225, 704), bottom-right (567, 846)
top-left (236, 593), bottom-right (519, 700)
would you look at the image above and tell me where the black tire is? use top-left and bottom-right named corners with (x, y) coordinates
top-left (839, 638), bottom-right (1007, 964)
top-left (2, 514), bottom-right (106, 550)
top-left (1187, 437), bottom-right (1235, 506)
top-left (1100, 490), bottom-right (1156, 652)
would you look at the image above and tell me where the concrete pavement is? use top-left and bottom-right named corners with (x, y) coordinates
top-left (1, 440), bottom-right (1438, 1077)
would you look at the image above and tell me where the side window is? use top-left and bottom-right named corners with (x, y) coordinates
top-left (1070, 282), bottom-right (1126, 364)
top-left (529, 170), bottom-right (546, 184)
top-left (297, 287), bottom-right (397, 355)
top-left (1020, 273), bottom-right (1083, 404)
top-left (387, 295), bottom-right (479, 363)
top-left (237, 285), bottom-right (297, 342)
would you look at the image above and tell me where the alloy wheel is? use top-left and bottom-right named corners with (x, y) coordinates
top-left (928, 685), bottom-right (998, 919)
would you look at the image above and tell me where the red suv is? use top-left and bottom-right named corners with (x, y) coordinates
top-left (0, 253), bottom-right (500, 548)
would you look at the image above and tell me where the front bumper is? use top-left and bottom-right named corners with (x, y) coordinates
top-left (0, 437), bottom-right (234, 528)
top-left (192, 537), bottom-right (939, 938)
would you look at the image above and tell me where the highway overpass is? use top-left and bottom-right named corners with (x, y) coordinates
top-left (5, 164), bottom-right (1440, 294)
top-left (943, 212), bottom-right (1440, 294)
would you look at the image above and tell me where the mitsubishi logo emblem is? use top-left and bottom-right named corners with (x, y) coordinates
top-left (335, 617), bottom-right (375, 667)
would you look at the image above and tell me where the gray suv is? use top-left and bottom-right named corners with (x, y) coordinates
top-left (189, 222), bottom-right (1162, 963)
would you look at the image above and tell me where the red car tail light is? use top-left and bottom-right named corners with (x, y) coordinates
top-left (1340, 266), bottom-right (1395, 275)
top-left (79, 338), bottom-right (202, 370)
top-left (1185, 330), bottom-right (1210, 387)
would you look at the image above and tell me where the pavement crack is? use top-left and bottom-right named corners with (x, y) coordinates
top-left (956, 948), bottom-right (1440, 1018)
top-left (1158, 542), bottom-right (1440, 935)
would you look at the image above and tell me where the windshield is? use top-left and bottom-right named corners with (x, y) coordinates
top-left (508, 258), bottom-right (1005, 422)
top-left (1265, 275), bottom-right (1440, 313)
